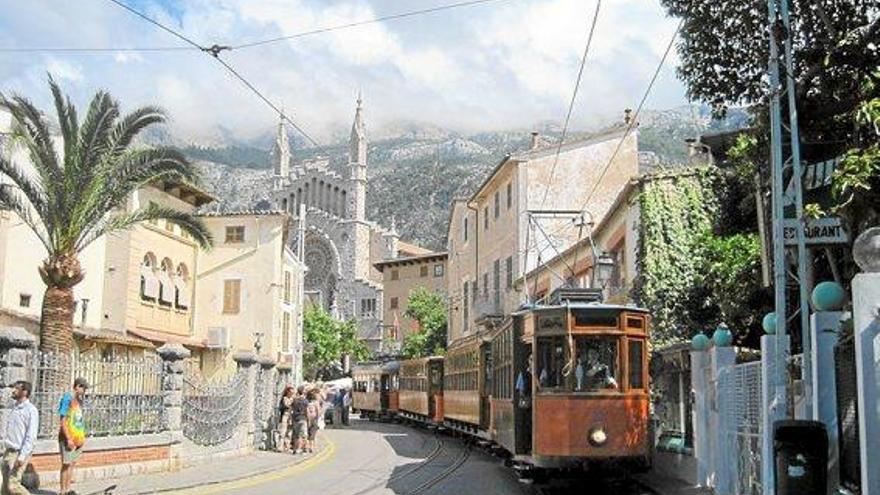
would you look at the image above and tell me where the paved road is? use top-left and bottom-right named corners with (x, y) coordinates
top-left (172, 418), bottom-right (653, 495)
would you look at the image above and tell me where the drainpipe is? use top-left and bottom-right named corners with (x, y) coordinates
top-left (466, 203), bottom-right (479, 298)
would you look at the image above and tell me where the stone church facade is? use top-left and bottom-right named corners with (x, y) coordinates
top-left (270, 97), bottom-right (424, 351)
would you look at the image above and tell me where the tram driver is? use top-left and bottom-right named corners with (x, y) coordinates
top-left (576, 345), bottom-right (618, 391)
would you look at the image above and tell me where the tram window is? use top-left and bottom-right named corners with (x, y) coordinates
top-left (626, 316), bottom-right (645, 330)
top-left (574, 337), bottom-right (619, 391)
top-left (629, 340), bottom-right (645, 389)
top-left (572, 309), bottom-right (619, 328)
top-left (536, 336), bottom-right (566, 390)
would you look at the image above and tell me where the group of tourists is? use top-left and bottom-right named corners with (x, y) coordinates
top-left (2, 377), bottom-right (88, 495)
top-left (277, 384), bottom-right (348, 455)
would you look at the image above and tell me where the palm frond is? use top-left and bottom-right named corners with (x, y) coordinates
top-left (73, 147), bottom-right (200, 238)
top-left (77, 203), bottom-right (212, 252)
top-left (74, 90), bottom-right (118, 192)
top-left (0, 155), bottom-right (48, 219)
top-left (48, 75), bottom-right (79, 164)
top-left (104, 106), bottom-right (166, 160)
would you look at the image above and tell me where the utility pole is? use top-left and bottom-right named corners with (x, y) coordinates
top-left (768, 0), bottom-right (812, 421)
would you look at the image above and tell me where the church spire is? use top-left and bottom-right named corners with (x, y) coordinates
top-left (273, 113), bottom-right (291, 179)
top-left (350, 92), bottom-right (367, 167)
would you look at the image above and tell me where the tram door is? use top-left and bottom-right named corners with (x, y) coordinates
top-left (380, 373), bottom-right (390, 410)
top-left (480, 343), bottom-right (492, 430)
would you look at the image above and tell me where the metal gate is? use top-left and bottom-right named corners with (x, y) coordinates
top-left (719, 361), bottom-right (764, 495)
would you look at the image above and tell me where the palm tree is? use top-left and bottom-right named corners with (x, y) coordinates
top-left (0, 76), bottom-right (212, 353)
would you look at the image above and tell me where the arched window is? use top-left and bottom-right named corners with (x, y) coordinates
top-left (341, 190), bottom-right (347, 218)
top-left (140, 253), bottom-right (159, 301)
top-left (174, 263), bottom-right (190, 310)
top-left (281, 198), bottom-right (288, 212)
top-left (333, 186), bottom-right (340, 216)
top-left (158, 258), bottom-right (174, 306)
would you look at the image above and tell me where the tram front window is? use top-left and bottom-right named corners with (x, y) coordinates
top-left (574, 337), bottom-right (618, 391)
top-left (536, 336), bottom-right (566, 389)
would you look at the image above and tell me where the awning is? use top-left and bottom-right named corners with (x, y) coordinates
top-left (74, 327), bottom-right (155, 349)
top-left (140, 265), bottom-right (159, 299)
top-left (127, 327), bottom-right (207, 349)
top-left (174, 278), bottom-right (190, 308)
top-left (157, 271), bottom-right (174, 305)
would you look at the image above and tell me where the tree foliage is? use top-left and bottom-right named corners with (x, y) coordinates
top-left (401, 287), bottom-right (447, 358)
top-left (303, 305), bottom-right (370, 379)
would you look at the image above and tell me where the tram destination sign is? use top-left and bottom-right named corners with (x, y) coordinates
top-left (783, 216), bottom-right (849, 246)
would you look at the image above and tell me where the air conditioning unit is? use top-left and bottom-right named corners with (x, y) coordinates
top-left (206, 327), bottom-right (231, 349)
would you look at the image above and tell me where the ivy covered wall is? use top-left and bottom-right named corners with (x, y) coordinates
top-left (633, 168), bottom-right (719, 346)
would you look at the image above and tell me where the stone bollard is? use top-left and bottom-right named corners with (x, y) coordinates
top-left (690, 348), bottom-right (710, 488)
top-left (811, 308), bottom-right (843, 493)
top-left (760, 333), bottom-right (789, 495)
top-left (233, 351), bottom-right (258, 451)
top-left (0, 327), bottom-right (37, 433)
top-left (157, 343), bottom-right (190, 469)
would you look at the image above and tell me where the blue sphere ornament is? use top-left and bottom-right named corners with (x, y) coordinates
top-left (691, 334), bottom-right (710, 351)
top-left (713, 325), bottom-right (733, 347)
top-left (812, 281), bottom-right (846, 311)
top-left (762, 312), bottom-right (777, 334)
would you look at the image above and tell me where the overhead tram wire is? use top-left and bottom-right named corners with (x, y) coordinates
top-left (231, 0), bottom-right (507, 50)
top-left (104, 0), bottom-right (323, 152)
top-left (536, 0), bottom-right (602, 211)
top-left (7, 0), bottom-right (508, 54)
top-left (547, 17), bottom-right (684, 240)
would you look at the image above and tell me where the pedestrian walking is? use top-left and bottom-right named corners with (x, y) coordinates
top-left (290, 386), bottom-right (309, 454)
top-left (2, 381), bottom-right (38, 495)
top-left (58, 378), bottom-right (88, 495)
top-left (276, 386), bottom-right (294, 452)
top-left (340, 389), bottom-right (351, 426)
top-left (305, 390), bottom-right (321, 453)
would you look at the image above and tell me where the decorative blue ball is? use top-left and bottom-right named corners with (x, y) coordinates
top-left (812, 281), bottom-right (846, 311)
top-left (713, 326), bottom-right (733, 347)
top-left (691, 334), bottom-right (710, 351)
top-left (762, 312), bottom-right (777, 334)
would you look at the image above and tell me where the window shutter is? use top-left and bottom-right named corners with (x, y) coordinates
top-left (224, 280), bottom-right (241, 313)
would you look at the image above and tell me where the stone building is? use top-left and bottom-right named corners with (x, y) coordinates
top-left (445, 125), bottom-right (641, 344)
top-left (374, 251), bottom-right (448, 351)
top-left (271, 97), bottom-right (426, 351)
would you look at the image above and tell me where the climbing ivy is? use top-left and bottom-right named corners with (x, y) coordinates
top-left (633, 168), bottom-right (720, 347)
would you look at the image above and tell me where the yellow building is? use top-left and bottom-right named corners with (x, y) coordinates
top-left (445, 126), bottom-right (640, 345)
top-left (0, 111), bottom-right (306, 378)
top-left (374, 252), bottom-right (447, 350)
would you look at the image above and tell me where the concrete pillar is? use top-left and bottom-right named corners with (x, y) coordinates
top-left (157, 343), bottom-right (190, 468)
top-left (0, 327), bottom-right (37, 434)
top-left (691, 350), bottom-right (710, 487)
top-left (710, 346), bottom-right (735, 495)
top-left (233, 351), bottom-right (259, 448)
top-left (853, 272), bottom-right (880, 495)
top-left (811, 310), bottom-right (842, 493)
top-left (761, 334), bottom-right (789, 495)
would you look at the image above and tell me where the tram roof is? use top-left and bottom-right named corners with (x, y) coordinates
top-left (512, 301), bottom-right (650, 315)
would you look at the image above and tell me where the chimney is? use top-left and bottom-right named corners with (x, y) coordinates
top-left (530, 132), bottom-right (539, 150)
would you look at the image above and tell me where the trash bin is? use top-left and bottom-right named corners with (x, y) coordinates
top-left (774, 420), bottom-right (828, 495)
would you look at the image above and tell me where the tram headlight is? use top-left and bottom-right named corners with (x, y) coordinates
top-left (588, 427), bottom-right (608, 447)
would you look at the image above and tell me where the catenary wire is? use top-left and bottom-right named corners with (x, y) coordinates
top-left (3, 0), bottom-right (507, 53)
top-left (545, 17), bottom-right (683, 241)
top-left (232, 0), bottom-right (507, 49)
top-left (537, 0), bottom-right (602, 211)
top-left (104, 0), bottom-right (323, 150)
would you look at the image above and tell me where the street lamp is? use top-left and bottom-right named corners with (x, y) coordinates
top-left (593, 252), bottom-right (615, 289)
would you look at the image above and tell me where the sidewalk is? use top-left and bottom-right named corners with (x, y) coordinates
top-left (35, 445), bottom-right (328, 495)
top-left (634, 472), bottom-right (713, 495)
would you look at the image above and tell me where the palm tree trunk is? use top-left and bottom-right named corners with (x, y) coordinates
top-left (39, 285), bottom-right (75, 353)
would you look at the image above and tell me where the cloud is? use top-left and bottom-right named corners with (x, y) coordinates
top-left (0, 0), bottom-right (687, 142)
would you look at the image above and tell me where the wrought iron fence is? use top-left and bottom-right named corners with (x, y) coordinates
top-left (719, 360), bottom-right (763, 495)
top-left (182, 369), bottom-right (247, 446)
top-left (835, 335), bottom-right (861, 493)
top-left (24, 351), bottom-right (165, 438)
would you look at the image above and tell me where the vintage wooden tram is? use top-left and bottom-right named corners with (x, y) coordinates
top-left (351, 360), bottom-right (399, 420)
top-left (355, 290), bottom-right (652, 474)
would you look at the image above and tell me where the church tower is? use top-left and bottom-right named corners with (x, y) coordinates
top-left (349, 94), bottom-right (367, 221)
top-left (272, 114), bottom-right (291, 191)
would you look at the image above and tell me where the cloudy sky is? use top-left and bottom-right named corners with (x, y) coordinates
top-left (0, 0), bottom-right (686, 143)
